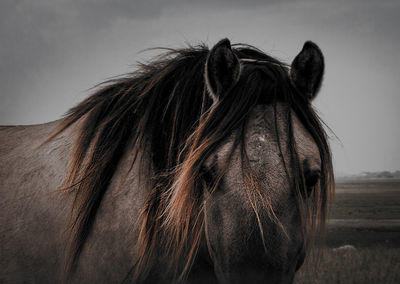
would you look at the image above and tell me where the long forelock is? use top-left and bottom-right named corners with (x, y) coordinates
top-left (47, 42), bottom-right (333, 281)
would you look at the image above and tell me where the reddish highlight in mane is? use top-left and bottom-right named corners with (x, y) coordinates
top-left (47, 42), bottom-right (334, 282)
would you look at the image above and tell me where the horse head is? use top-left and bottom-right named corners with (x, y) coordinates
top-left (40, 38), bottom-right (333, 284)
top-left (189, 39), bottom-right (332, 284)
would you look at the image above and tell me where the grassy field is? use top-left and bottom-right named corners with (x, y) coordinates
top-left (329, 179), bottom-right (400, 220)
top-left (295, 247), bottom-right (400, 284)
top-left (295, 179), bottom-right (400, 283)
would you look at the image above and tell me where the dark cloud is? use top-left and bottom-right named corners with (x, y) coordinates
top-left (0, 0), bottom-right (398, 109)
top-left (0, 0), bottom-right (282, 116)
top-left (0, 0), bottom-right (280, 87)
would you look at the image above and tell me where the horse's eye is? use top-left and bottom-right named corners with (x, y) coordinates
top-left (305, 169), bottom-right (321, 187)
top-left (304, 169), bottom-right (321, 196)
top-left (200, 166), bottom-right (215, 188)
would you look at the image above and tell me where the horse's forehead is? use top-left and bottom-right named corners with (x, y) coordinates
top-left (245, 103), bottom-right (320, 165)
top-left (247, 103), bottom-right (299, 134)
top-left (211, 103), bottom-right (319, 170)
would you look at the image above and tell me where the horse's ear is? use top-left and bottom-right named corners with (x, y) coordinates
top-left (290, 41), bottom-right (324, 100)
top-left (205, 38), bottom-right (241, 102)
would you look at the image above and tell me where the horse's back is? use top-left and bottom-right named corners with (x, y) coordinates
top-left (0, 121), bottom-right (73, 283)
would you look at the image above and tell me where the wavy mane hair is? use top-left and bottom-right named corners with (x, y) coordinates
top-left (48, 40), bottom-right (334, 282)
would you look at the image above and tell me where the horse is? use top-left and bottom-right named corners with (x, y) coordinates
top-left (0, 38), bottom-right (334, 284)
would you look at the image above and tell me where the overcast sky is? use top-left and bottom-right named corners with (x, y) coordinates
top-left (1, 0), bottom-right (399, 175)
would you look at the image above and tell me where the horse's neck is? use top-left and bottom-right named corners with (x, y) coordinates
top-left (67, 127), bottom-right (150, 282)
top-left (0, 119), bottom-right (148, 282)
top-left (0, 120), bottom-right (75, 282)
top-left (0, 117), bottom-right (150, 229)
